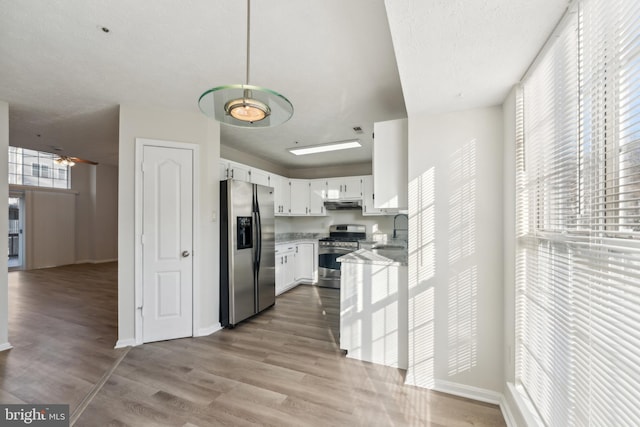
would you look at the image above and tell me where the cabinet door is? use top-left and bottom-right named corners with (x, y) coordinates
top-left (289, 179), bottom-right (310, 215)
top-left (228, 161), bottom-right (250, 181)
top-left (325, 177), bottom-right (362, 200)
top-left (219, 160), bottom-right (230, 180)
top-left (362, 175), bottom-right (384, 215)
top-left (275, 248), bottom-right (296, 295)
top-left (272, 175), bottom-right (290, 216)
top-left (284, 251), bottom-right (296, 287)
top-left (283, 251), bottom-right (295, 288)
top-left (250, 168), bottom-right (271, 187)
top-left (325, 178), bottom-right (341, 200)
top-left (340, 176), bottom-right (363, 199)
top-left (308, 180), bottom-right (326, 215)
top-left (294, 242), bottom-right (316, 282)
top-left (275, 254), bottom-right (284, 295)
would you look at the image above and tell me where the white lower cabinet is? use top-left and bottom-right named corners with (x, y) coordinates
top-left (275, 245), bottom-right (295, 295)
top-left (294, 242), bottom-right (317, 282)
top-left (276, 241), bottom-right (318, 295)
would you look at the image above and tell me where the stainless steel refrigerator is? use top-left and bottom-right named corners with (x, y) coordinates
top-left (220, 180), bottom-right (275, 327)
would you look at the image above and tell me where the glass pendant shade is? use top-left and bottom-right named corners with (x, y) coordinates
top-left (197, 0), bottom-right (293, 128)
top-left (199, 84), bottom-right (293, 128)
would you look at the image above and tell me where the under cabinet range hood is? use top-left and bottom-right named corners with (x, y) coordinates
top-left (323, 200), bottom-right (362, 210)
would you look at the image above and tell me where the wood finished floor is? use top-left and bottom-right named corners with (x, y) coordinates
top-left (1, 264), bottom-right (506, 426)
top-left (0, 263), bottom-right (125, 409)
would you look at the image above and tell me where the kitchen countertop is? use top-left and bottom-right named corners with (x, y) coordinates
top-left (275, 233), bottom-right (326, 244)
top-left (337, 248), bottom-right (407, 266)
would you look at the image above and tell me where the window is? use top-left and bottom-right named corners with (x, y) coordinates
top-left (516, 0), bottom-right (640, 425)
top-left (8, 147), bottom-right (71, 189)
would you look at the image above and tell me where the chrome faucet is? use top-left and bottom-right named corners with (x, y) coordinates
top-left (392, 213), bottom-right (408, 241)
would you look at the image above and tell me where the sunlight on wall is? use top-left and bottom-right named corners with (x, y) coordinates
top-left (447, 140), bottom-right (478, 376)
top-left (406, 167), bottom-right (436, 387)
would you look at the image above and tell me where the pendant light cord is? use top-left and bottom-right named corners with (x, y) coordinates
top-left (245, 0), bottom-right (251, 86)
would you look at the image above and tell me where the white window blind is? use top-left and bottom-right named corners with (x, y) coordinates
top-left (516, 0), bottom-right (640, 425)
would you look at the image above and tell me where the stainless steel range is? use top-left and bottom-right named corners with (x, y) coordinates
top-left (318, 224), bottom-right (366, 289)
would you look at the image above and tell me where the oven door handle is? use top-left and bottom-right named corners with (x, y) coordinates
top-left (319, 248), bottom-right (353, 255)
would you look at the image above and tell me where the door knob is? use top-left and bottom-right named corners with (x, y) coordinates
top-left (182, 250), bottom-right (190, 257)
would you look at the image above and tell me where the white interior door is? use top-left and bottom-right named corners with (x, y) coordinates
top-left (142, 145), bottom-right (193, 343)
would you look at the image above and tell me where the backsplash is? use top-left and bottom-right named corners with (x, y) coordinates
top-left (276, 210), bottom-right (395, 236)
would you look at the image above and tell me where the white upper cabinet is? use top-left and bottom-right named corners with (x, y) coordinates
top-left (308, 180), bottom-right (326, 216)
top-left (219, 160), bottom-right (230, 180)
top-left (227, 161), bottom-right (251, 181)
top-left (219, 159), bottom-right (251, 182)
top-left (361, 175), bottom-right (384, 216)
top-left (373, 119), bottom-right (408, 210)
top-left (250, 167), bottom-right (272, 187)
top-left (272, 174), bottom-right (290, 216)
top-left (326, 176), bottom-right (363, 200)
top-left (289, 179), bottom-right (310, 215)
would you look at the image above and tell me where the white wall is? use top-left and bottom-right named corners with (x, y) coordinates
top-left (0, 101), bottom-right (9, 350)
top-left (73, 165), bottom-right (93, 262)
top-left (221, 144), bottom-right (288, 176)
top-left (288, 162), bottom-right (372, 179)
top-left (502, 89), bottom-right (517, 386)
top-left (118, 105), bottom-right (220, 345)
top-left (406, 106), bottom-right (504, 397)
top-left (25, 190), bottom-right (76, 269)
top-left (94, 164), bottom-right (118, 261)
top-left (72, 163), bottom-right (118, 264)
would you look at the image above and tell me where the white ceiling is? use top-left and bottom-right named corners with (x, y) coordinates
top-left (0, 0), bottom-right (568, 169)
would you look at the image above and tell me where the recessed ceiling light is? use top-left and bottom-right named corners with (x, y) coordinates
top-left (288, 140), bottom-right (361, 156)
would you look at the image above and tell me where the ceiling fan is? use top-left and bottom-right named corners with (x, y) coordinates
top-left (54, 155), bottom-right (98, 167)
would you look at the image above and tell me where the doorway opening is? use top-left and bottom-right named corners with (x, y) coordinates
top-left (8, 194), bottom-right (24, 270)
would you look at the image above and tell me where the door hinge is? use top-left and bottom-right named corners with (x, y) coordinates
top-left (141, 234), bottom-right (145, 245)
top-left (141, 162), bottom-right (146, 173)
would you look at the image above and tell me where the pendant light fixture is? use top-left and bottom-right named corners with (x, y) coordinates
top-left (198, 0), bottom-right (293, 127)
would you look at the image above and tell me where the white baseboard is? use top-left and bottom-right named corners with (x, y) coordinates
top-left (195, 324), bottom-right (222, 337)
top-left (504, 382), bottom-right (544, 427)
top-left (500, 393), bottom-right (518, 427)
top-left (76, 258), bottom-right (118, 265)
top-left (432, 379), bottom-right (502, 405)
top-left (114, 339), bottom-right (136, 349)
top-left (276, 282), bottom-right (299, 296)
top-left (0, 342), bottom-right (13, 352)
